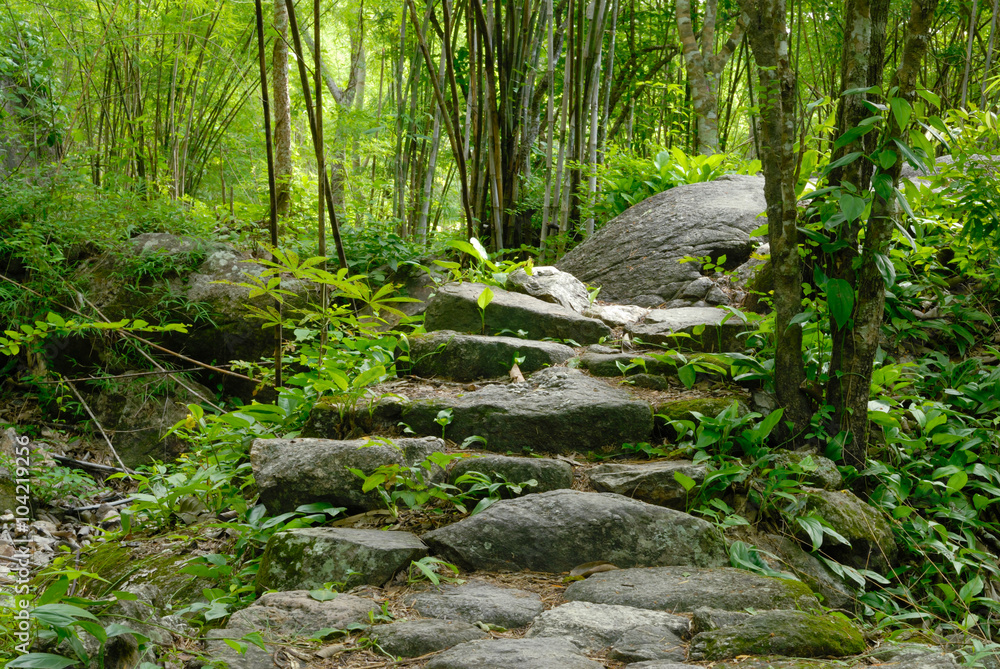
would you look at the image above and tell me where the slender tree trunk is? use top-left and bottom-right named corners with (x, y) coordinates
top-left (836, 0), bottom-right (940, 468)
top-left (981, 0), bottom-right (998, 108)
top-left (960, 0), bottom-right (978, 107)
top-left (676, 0), bottom-right (746, 154)
top-left (740, 0), bottom-right (813, 438)
top-left (273, 0), bottom-right (292, 217)
top-left (417, 51), bottom-right (446, 246)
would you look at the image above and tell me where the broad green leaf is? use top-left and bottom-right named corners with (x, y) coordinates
top-left (309, 589), bottom-right (338, 602)
top-left (838, 193), bottom-right (866, 222)
top-left (890, 97), bottom-right (912, 132)
top-left (797, 516), bottom-right (825, 551)
top-left (825, 278), bottom-right (855, 329)
top-left (6, 654), bottom-right (79, 668)
top-left (674, 471), bottom-right (697, 492)
top-left (946, 471), bottom-right (968, 494)
top-left (875, 149), bottom-right (897, 169)
top-left (477, 287), bottom-right (494, 311)
top-left (823, 151), bottom-right (863, 174)
top-left (678, 364), bottom-right (697, 389)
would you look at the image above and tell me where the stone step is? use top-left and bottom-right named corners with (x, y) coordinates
top-left (627, 306), bottom-right (754, 352)
top-left (304, 367), bottom-right (654, 455)
top-left (403, 329), bottom-right (575, 381)
top-left (425, 282), bottom-right (611, 344)
top-left (563, 566), bottom-right (820, 612)
top-left (421, 489), bottom-right (727, 573)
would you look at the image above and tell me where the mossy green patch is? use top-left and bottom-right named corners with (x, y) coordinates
top-left (689, 610), bottom-right (865, 661)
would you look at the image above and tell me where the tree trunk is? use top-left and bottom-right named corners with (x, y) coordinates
top-left (740, 0), bottom-right (813, 438)
top-left (836, 0), bottom-right (940, 469)
top-left (981, 0), bottom-right (998, 108)
top-left (676, 0), bottom-right (745, 154)
top-left (273, 0), bottom-right (292, 217)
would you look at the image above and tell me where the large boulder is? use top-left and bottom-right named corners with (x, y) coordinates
top-left (255, 528), bottom-right (428, 592)
top-left (424, 282), bottom-right (611, 344)
top-left (564, 566), bottom-right (820, 612)
top-left (404, 330), bottom-right (575, 381)
top-left (557, 175), bottom-right (767, 307)
top-left (250, 436), bottom-right (444, 514)
top-left (305, 368), bottom-right (654, 455)
top-left (367, 619), bottom-right (488, 657)
top-left (421, 489), bottom-right (728, 573)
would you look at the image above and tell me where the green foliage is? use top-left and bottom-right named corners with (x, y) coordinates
top-left (407, 556), bottom-right (463, 586)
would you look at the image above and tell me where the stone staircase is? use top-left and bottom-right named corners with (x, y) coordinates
top-left (206, 276), bottom-right (958, 669)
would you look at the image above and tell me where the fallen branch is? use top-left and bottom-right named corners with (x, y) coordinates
top-left (53, 455), bottom-right (132, 475)
top-left (64, 380), bottom-right (131, 475)
top-left (65, 496), bottom-right (135, 514)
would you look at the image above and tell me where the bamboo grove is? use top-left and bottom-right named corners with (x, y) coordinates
top-left (0, 0), bottom-right (997, 255)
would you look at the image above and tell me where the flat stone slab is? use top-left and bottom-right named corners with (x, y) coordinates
top-left (251, 436), bottom-right (443, 514)
top-left (205, 591), bottom-right (381, 669)
top-left (422, 490), bottom-right (727, 573)
top-left (687, 610), bottom-right (865, 661)
top-left (627, 307), bottom-right (752, 352)
top-left (587, 461), bottom-right (706, 510)
top-left (255, 528), bottom-right (427, 593)
top-left (564, 566), bottom-right (820, 612)
top-left (625, 663), bottom-right (698, 669)
top-left (579, 350), bottom-right (680, 377)
top-left (367, 619), bottom-right (487, 657)
top-left (450, 454), bottom-right (573, 494)
top-left (867, 644), bottom-right (959, 669)
top-left (424, 637), bottom-right (605, 669)
top-left (307, 368), bottom-right (653, 455)
top-left (424, 282), bottom-right (611, 344)
top-left (408, 580), bottom-right (544, 628)
top-left (610, 624), bottom-right (688, 663)
top-left (406, 330), bottom-right (575, 381)
top-left (526, 601), bottom-right (689, 650)
top-left (691, 607), bottom-right (751, 634)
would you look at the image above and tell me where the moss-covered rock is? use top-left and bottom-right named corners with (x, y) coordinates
top-left (654, 397), bottom-right (748, 440)
top-left (255, 528), bottom-right (428, 593)
top-left (770, 451), bottom-right (842, 490)
top-left (688, 610), bottom-right (865, 661)
top-left (797, 488), bottom-right (897, 574)
top-left (72, 537), bottom-right (206, 605)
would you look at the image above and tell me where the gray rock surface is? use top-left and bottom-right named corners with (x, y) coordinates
top-left (582, 304), bottom-right (650, 328)
top-left (307, 367), bottom-right (653, 455)
top-left (556, 175), bottom-right (767, 306)
top-left (579, 350), bottom-right (680, 377)
top-left (408, 580), bottom-right (544, 628)
top-left (367, 619), bottom-right (487, 657)
top-left (564, 566), bottom-right (819, 612)
top-left (691, 607), bottom-right (751, 634)
top-left (251, 436), bottom-right (443, 514)
top-left (754, 534), bottom-right (855, 611)
top-left (424, 637), bottom-right (605, 669)
top-left (505, 266), bottom-right (592, 313)
top-left (255, 528), bottom-right (428, 592)
top-left (627, 307), bottom-right (752, 352)
top-left (205, 591), bottom-right (381, 669)
top-left (587, 461), bottom-right (706, 510)
top-left (449, 454), bottom-right (573, 494)
top-left (405, 330), bottom-right (575, 381)
top-left (424, 282), bottom-right (610, 344)
top-left (422, 490), bottom-right (727, 573)
top-left (526, 601), bottom-right (689, 650)
top-left (868, 643), bottom-right (959, 668)
top-left (798, 488), bottom-right (897, 574)
top-left (687, 610), bottom-right (864, 661)
top-left (623, 663), bottom-right (696, 669)
top-left (610, 624), bottom-right (688, 663)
